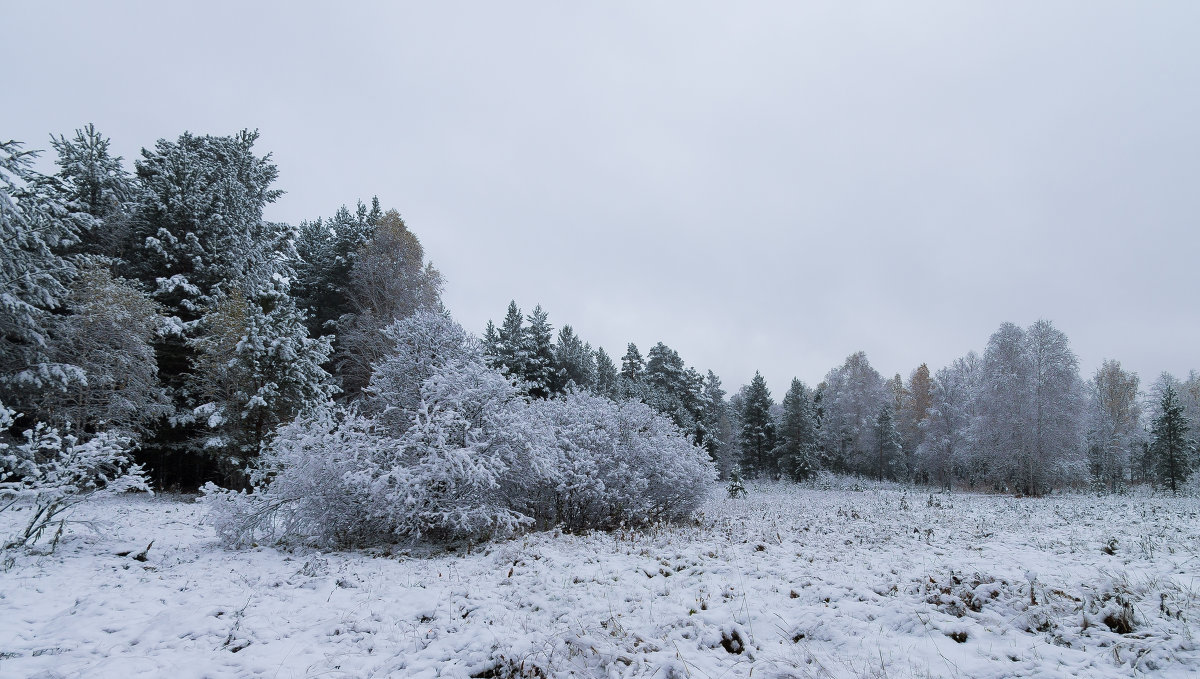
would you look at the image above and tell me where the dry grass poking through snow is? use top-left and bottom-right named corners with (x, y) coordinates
top-left (1, 482), bottom-right (1198, 678)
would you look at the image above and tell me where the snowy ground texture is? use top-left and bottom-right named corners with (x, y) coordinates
top-left (2, 482), bottom-right (1198, 679)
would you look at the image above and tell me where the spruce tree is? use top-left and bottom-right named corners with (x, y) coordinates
top-left (872, 405), bottom-right (903, 481)
top-left (775, 378), bottom-right (819, 481)
top-left (1150, 382), bottom-right (1194, 493)
top-left (523, 305), bottom-right (555, 399)
top-left (553, 325), bottom-right (595, 392)
top-left (493, 301), bottom-right (528, 381)
top-left (738, 371), bottom-right (777, 478)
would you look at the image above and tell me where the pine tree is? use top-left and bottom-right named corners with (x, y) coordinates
top-left (50, 124), bottom-right (133, 220)
top-left (49, 124), bottom-right (134, 260)
top-left (1150, 381), bottom-right (1194, 493)
top-left (738, 372), bottom-right (777, 478)
top-left (0, 140), bottom-right (88, 403)
top-left (620, 343), bottom-right (644, 382)
top-left (523, 305), bottom-right (555, 399)
top-left (293, 200), bottom-right (377, 339)
top-left (774, 378), bottom-right (819, 481)
top-left (594, 347), bottom-right (619, 399)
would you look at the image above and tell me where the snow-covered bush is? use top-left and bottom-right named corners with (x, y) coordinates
top-left (205, 356), bottom-right (714, 549)
top-left (365, 310), bottom-right (477, 433)
top-left (201, 406), bottom-right (396, 548)
top-left (386, 359), bottom-right (541, 542)
top-left (530, 391), bottom-right (716, 531)
top-left (1, 402), bottom-right (150, 550)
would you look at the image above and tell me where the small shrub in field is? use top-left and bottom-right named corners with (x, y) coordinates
top-left (1, 403), bottom-right (149, 550)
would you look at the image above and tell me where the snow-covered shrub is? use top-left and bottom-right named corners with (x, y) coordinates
top-left (529, 391), bottom-right (716, 531)
top-left (201, 405), bottom-right (395, 548)
top-left (0, 402), bottom-right (150, 550)
top-left (365, 310), bottom-right (477, 433)
top-left (205, 356), bottom-right (714, 548)
top-left (386, 359), bottom-right (541, 542)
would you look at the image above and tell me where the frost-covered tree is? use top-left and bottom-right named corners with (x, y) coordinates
top-left (552, 325), bottom-right (595, 392)
top-left (292, 199), bottom-right (379, 339)
top-left (970, 320), bottom-right (1083, 495)
top-left (620, 343), bottom-right (644, 382)
top-left (819, 352), bottom-right (889, 475)
top-left (915, 353), bottom-right (979, 490)
top-left (1148, 378), bottom-right (1195, 493)
top-left (128, 130), bottom-right (287, 319)
top-left (334, 209), bottom-right (442, 398)
top-left (871, 405), bottom-right (904, 481)
top-left (50, 124), bottom-right (133, 221)
top-left (490, 301), bottom-right (528, 381)
top-left (738, 372), bottom-right (777, 478)
top-left (593, 347), bottom-right (619, 399)
top-left (774, 378), bottom-right (818, 481)
top-left (40, 265), bottom-right (170, 438)
top-left (899, 364), bottom-right (933, 470)
top-left (1086, 360), bottom-right (1141, 492)
top-left (48, 124), bottom-right (134, 260)
top-left (191, 284), bottom-right (334, 482)
top-left (0, 140), bottom-right (89, 405)
top-left (523, 305), bottom-right (556, 399)
top-left (365, 310), bottom-right (477, 432)
top-left (125, 130), bottom-right (295, 483)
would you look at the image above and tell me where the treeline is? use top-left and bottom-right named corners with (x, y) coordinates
top-left (2, 124), bottom-right (1196, 503)
top-left (727, 325), bottom-right (1200, 495)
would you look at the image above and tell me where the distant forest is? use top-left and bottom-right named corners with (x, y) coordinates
top-left (2, 126), bottom-right (1197, 502)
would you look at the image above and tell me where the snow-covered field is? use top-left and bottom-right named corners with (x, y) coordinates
top-left (2, 483), bottom-right (1197, 678)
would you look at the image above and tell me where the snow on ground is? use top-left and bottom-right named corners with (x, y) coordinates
top-left (2, 482), bottom-right (1198, 678)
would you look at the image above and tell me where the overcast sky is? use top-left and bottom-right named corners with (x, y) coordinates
top-left (5, 2), bottom-right (1198, 395)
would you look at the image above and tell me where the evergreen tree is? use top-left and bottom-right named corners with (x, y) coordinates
top-left (191, 283), bottom-right (334, 483)
top-left (738, 371), bottom-right (777, 478)
top-left (700, 370), bottom-right (732, 469)
top-left (553, 325), bottom-right (595, 392)
top-left (620, 343), bottom-right (644, 382)
top-left (482, 320), bottom-right (500, 363)
top-left (125, 130), bottom-right (293, 485)
top-left (523, 305), bottom-right (555, 399)
top-left (50, 124), bottom-right (133, 220)
top-left (594, 347), bottom-right (619, 399)
top-left (0, 140), bottom-right (88, 405)
top-left (492, 301), bottom-right (528, 381)
top-left (1150, 381), bottom-right (1194, 493)
top-left (774, 378), bottom-right (819, 481)
top-left (49, 124), bottom-right (134, 259)
top-left (292, 200), bottom-right (377, 339)
top-left (872, 405), bottom-right (903, 481)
